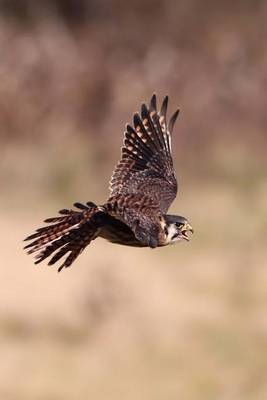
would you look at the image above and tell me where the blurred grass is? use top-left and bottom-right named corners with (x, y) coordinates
top-left (0, 1), bottom-right (267, 399)
top-left (1, 163), bottom-right (266, 399)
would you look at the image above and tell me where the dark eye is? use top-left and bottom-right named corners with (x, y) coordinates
top-left (175, 222), bottom-right (184, 229)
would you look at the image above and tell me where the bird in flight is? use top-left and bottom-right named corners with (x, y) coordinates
top-left (24, 94), bottom-right (193, 271)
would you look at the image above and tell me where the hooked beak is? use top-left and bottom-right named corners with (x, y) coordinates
top-left (181, 222), bottom-right (194, 241)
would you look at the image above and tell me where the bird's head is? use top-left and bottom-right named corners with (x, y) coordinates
top-left (163, 215), bottom-right (194, 245)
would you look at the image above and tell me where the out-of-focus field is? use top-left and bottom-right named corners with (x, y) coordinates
top-left (1, 171), bottom-right (267, 400)
top-left (1, 1), bottom-right (267, 399)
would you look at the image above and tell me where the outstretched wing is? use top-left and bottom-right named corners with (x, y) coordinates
top-left (109, 94), bottom-right (179, 214)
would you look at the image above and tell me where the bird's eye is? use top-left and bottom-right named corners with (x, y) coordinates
top-left (175, 222), bottom-right (184, 229)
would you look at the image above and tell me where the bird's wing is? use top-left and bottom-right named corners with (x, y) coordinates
top-left (109, 94), bottom-right (179, 214)
top-left (104, 192), bottom-right (164, 248)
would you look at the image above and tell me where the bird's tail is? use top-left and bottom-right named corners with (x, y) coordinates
top-left (24, 202), bottom-right (102, 272)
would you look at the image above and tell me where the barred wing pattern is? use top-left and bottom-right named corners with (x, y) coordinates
top-left (24, 202), bottom-right (100, 271)
top-left (107, 94), bottom-right (180, 247)
top-left (104, 192), bottom-right (163, 248)
top-left (24, 94), bottom-right (181, 268)
top-left (109, 94), bottom-right (179, 214)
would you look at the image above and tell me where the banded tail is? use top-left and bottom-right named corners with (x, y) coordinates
top-left (24, 202), bottom-right (101, 272)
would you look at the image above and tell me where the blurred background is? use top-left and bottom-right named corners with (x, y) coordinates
top-left (1, 0), bottom-right (267, 399)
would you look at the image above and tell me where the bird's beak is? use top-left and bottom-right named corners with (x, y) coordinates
top-left (186, 222), bottom-right (194, 235)
top-left (181, 222), bottom-right (194, 241)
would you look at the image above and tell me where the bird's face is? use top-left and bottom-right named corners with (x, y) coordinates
top-left (163, 215), bottom-right (194, 245)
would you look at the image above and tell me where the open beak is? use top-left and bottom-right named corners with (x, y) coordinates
top-left (181, 222), bottom-right (194, 241)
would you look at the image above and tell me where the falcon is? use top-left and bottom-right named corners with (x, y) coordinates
top-left (24, 94), bottom-right (193, 271)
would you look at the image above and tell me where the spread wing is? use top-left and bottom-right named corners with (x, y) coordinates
top-left (109, 94), bottom-right (179, 214)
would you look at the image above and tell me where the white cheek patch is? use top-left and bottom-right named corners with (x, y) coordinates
top-left (165, 224), bottom-right (181, 244)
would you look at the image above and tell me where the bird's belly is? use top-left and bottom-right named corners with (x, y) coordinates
top-left (99, 217), bottom-right (146, 247)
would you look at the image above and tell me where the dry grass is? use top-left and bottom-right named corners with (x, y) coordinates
top-left (0, 2), bottom-right (266, 397)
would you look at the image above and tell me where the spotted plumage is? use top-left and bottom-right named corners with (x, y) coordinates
top-left (24, 94), bottom-right (193, 271)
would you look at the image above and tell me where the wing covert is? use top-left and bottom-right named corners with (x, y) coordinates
top-left (109, 94), bottom-right (179, 213)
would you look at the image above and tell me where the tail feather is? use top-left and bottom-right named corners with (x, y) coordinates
top-left (24, 202), bottom-right (100, 271)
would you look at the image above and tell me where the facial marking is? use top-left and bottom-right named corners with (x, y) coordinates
top-left (165, 223), bottom-right (180, 244)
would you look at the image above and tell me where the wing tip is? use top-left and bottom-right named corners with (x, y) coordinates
top-left (141, 102), bottom-right (149, 117)
top-left (168, 109), bottom-right (180, 133)
top-left (160, 95), bottom-right (169, 117)
top-left (150, 93), bottom-right (157, 111)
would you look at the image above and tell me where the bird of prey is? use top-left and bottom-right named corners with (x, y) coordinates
top-left (24, 94), bottom-right (193, 271)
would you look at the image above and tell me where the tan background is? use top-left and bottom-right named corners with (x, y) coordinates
top-left (1, 1), bottom-right (267, 399)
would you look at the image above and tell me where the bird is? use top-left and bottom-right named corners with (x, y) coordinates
top-left (24, 94), bottom-right (193, 272)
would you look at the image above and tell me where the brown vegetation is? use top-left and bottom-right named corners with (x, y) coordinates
top-left (0, 1), bottom-right (266, 399)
